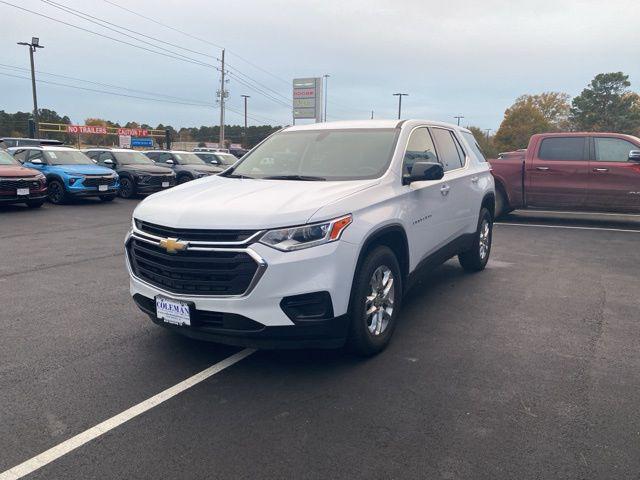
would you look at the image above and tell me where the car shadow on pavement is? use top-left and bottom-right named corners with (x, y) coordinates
top-left (499, 210), bottom-right (640, 230)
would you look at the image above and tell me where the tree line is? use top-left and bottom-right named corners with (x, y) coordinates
top-left (469, 72), bottom-right (640, 157)
top-left (0, 111), bottom-right (281, 148)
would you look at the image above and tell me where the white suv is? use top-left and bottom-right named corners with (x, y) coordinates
top-left (126, 120), bottom-right (495, 355)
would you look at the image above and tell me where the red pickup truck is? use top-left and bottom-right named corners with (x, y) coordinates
top-left (489, 132), bottom-right (640, 216)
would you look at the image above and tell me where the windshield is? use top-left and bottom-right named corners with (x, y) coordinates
top-left (215, 153), bottom-right (238, 165)
top-left (0, 150), bottom-right (18, 165)
top-left (196, 152), bottom-right (236, 165)
top-left (114, 151), bottom-right (155, 165)
top-left (174, 153), bottom-right (205, 165)
top-left (229, 129), bottom-right (399, 180)
top-left (44, 150), bottom-right (94, 165)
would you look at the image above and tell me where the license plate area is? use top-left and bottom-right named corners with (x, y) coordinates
top-left (162, 181), bottom-right (169, 187)
top-left (98, 184), bottom-right (108, 191)
top-left (17, 188), bottom-right (29, 196)
top-left (155, 296), bottom-right (192, 326)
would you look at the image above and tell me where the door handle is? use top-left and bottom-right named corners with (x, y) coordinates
top-left (536, 166), bottom-right (550, 171)
top-left (440, 184), bottom-right (450, 196)
top-left (471, 176), bottom-right (479, 183)
top-left (593, 167), bottom-right (609, 172)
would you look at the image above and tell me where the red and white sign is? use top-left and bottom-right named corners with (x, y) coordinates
top-left (293, 88), bottom-right (315, 98)
top-left (67, 125), bottom-right (107, 134)
top-left (118, 128), bottom-right (148, 137)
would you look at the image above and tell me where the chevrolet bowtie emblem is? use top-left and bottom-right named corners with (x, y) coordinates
top-left (159, 237), bottom-right (187, 254)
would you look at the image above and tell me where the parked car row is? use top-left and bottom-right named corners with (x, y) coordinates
top-left (0, 145), bottom-right (231, 207)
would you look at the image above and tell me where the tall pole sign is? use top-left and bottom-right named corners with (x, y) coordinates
top-left (293, 77), bottom-right (323, 123)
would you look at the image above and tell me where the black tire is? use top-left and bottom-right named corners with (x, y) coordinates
top-left (47, 180), bottom-right (67, 204)
top-left (177, 175), bottom-right (192, 185)
top-left (118, 176), bottom-right (136, 199)
top-left (99, 194), bottom-right (116, 202)
top-left (26, 200), bottom-right (44, 208)
top-left (347, 246), bottom-right (403, 356)
top-left (459, 207), bottom-right (493, 272)
top-left (495, 188), bottom-right (507, 218)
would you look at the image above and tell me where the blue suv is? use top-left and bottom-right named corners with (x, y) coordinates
top-left (11, 146), bottom-right (119, 204)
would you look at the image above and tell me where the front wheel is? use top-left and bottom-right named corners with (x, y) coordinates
top-left (47, 180), bottom-right (67, 204)
top-left (118, 177), bottom-right (136, 198)
top-left (177, 175), bottom-right (192, 185)
top-left (347, 246), bottom-right (402, 356)
top-left (458, 207), bottom-right (493, 272)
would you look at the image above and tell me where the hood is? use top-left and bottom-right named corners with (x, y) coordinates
top-left (0, 165), bottom-right (42, 178)
top-left (54, 164), bottom-right (115, 175)
top-left (134, 175), bottom-right (378, 229)
top-left (122, 164), bottom-right (174, 174)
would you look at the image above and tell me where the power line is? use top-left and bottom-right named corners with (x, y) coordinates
top-left (0, 70), bottom-right (285, 125)
top-left (101, 0), bottom-right (290, 86)
top-left (0, 0), bottom-right (218, 70)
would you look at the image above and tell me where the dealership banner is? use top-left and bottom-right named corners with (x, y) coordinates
top-left (118, 128), bottom-right (149, 137)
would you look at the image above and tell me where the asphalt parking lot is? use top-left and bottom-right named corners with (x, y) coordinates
top-left (1, 199), bottom-right (639, 479)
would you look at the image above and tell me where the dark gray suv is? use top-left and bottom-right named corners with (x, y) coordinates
top-left (143, 150), bottom-right (223, 184)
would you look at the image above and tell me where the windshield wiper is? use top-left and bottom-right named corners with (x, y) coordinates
top-left (225, 172), bottom-right (255, 179)
top-left (262, 175), bottom-right (327, 181)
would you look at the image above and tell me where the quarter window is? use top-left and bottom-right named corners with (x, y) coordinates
top-left (461, 131), bottom-right (487, 162)
top-left (402, 128), bottom-right (438, 176)
top-left (431, 128), bottom-right (463, 171)
top-left (594, 137), bottom-right (638, 162)
top-left (538, 137), bottom-right (586, 161)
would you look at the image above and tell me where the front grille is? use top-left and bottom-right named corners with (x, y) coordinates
top-left (145, 175), bottom-right (174, 186)
top-left (0, 178), bottom-right (41, 191)
top-left (136, 220), bottom-right (258, 243)
top-left (83, 176), bottom-right (116, 187)
top-left (127, 238), bottom-right (259, 295)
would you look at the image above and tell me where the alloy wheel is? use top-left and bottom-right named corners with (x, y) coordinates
top-left (479, 219), bottom-right (490, 260)
top-left (365, 265), bottom-right (395, 336)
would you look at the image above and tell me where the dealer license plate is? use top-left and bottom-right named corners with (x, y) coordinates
top-left (17, 188), bottom-right (29, 196)
top-left (98, 184), bottom-right (108, 191)
top-left (162, 181), bottom-right (170, 187)
top-left (155, 296), bottom-right (191, 326)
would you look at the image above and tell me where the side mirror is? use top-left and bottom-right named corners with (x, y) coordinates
top-left (629, 150), bottom-right (640, 161)
top-left (165, 159), bottom-right (175, 165)
top-left (403, 161), bottom-right (444, 185)
top-left (103, 158), bottom-right (114, 165)
top-left (30, 159), bottom-right (43, 165)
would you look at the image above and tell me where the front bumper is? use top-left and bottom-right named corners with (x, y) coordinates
top-left (0, 190), bottom-right (47, 204)
top-left (67, 184), bottom-right (119, 197)
top-left (126, 230), bottom-right (360, 348)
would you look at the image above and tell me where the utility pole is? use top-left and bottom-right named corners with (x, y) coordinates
top-left (218, 48), bottom-right (227, 148)
top-left (454, 115), bottom-right (464, 126)
top-left (393, 93), bottom-right (408, 119)
top-left (323, 74), bottom-right (330, 122)
top-left (484, 128), bottom-right (492, 140)
top-left (371, 110), bottom-right (374, 119)
top-left (241, 94), bottom-right (250, 148)
top-left (18, 37), bottom-right (44, 138)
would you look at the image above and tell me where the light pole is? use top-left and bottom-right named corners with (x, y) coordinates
top-left (393, 93), bottom-right (408, 119)
top-left (17, 37), bottom-right (44, 138)
top-left (454, 115), bottom-right (464, 126)
top-left (484, 128), bottom-right (492, 140)
top-left (323, 74), bottom-right (330, 122)
top-left (241, 94), bottom-right (250, 148)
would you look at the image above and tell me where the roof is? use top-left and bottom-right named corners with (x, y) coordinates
top-left (83, 148), bottom-right (140, 153)
top-left (10, 145), bottom-right (81, 152)
top-left (142, 150), bottom-right (192, 154)
top-left (282, 119), bottom-right (469, 133)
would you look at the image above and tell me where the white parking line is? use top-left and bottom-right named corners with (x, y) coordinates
top-left (0, 348), bottom-right (256, 480)
top-left (496, 222), bottom-right (640, 233)
top-left (519, 210), bottom-right (640, 218)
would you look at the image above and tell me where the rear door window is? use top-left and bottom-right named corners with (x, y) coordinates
top-left (593, 137), bottom-right (638, 162)
top-left (430, 128), bottom-right (463, 171)
top-left (538, 137), bottom-right (586, 161)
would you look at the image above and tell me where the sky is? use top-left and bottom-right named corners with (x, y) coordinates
top-left (1, 0), bottom-right (639, 131)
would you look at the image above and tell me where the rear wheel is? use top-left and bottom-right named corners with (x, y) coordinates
top-left (47, 180), bottom-right (67, 204)
top-left (495, 188), bottom-right (507, 218)
top-left (177, 175), bottom-right (192, 185)
top-left (347, 246), bottom-right (402, 356)
top-left (118, 177), bottom-right (136, 198)
top-left (459, 207), bottom-right (493, 272)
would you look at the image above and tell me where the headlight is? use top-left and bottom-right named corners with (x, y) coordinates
top-left (68, 177), bottom-right (82, 185)
top-left (138, 175), bottom-right (150, 183)
top-left (259, 214), bottom-right (352, 251)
